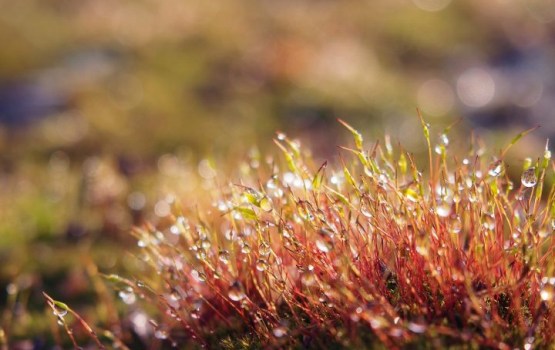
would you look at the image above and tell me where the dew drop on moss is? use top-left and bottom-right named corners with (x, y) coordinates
top-left (241, 243), bottom-right (251, 254)
top-left (273, 326), bottom-right (287, 338)
top-left (434, 144), bottom-right (443, 155)
top-left (259, 196), bottom-right (272, 212)
top-left (360, 205), bottom-right (373, 218)
top-left (408, 322), bottom-right (427, 334)
top-left (191, 309), bottom-right (200, 319)
top-left (449, 216), bottom-right (462, 234)
top-left (440, 133), bottom-right (449, 145)
top-left (256, 259), bottom-right (269, 271)
top-left (118, 287), bottom-right (136, 305)
top-left (316, 239), bottom-right (332, 253)
top-left (228, 281), bottom-right (246, 301)
top-left (154, 328), bottom-right (168, 339)
top-left (218, 250), bottom-right (231, 264)
top-left (540, 284), bottom-right (554, 301)
top-left (435, 203), bottom-right (451, 218)
top-left (301, 270), bottom-right (316, 286)
top-left (488, 161), bottom-right (502, 177)
top-left (201, 239), bottom-right (211, 250)
top-left (52, 306), bottom-right (68, 318)
top-left (482, 214), bottom-right (495, 231)
top-left (191, 269), bottom-right (206, 282)
top-left (259, 242), bottom-right (271, 256)
top-left (169, 225), bottom-right (180, 235)
top-left (521, 167), bottom-right (537, 188)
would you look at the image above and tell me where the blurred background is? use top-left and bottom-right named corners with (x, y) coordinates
top-left (1, 0), bottom-right (554, 347)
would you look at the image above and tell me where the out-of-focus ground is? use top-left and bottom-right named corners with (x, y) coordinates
top-left (1, 0), bottom-right (554, 347)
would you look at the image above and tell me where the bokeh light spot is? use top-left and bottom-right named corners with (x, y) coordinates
top-left (457, 68), bottom-right (496, 108)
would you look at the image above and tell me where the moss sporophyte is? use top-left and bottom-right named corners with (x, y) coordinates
top-left (48, 118), bottom-right (555, 349)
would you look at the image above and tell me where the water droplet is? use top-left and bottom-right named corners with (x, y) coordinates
top-left (360, 204), bottom-right (373, 218)
top-left (165, 292), bottom-right (181, 308)
top-left (316, 239), bottom-right (332, 253)
top-left (259, 196), bottom-right (272, 212)
top-left (408, 322), bottom-right (427, 333)
top-left (434, 144), bottom-right (444, 155)
top-left (301, 271), bottom-right (316, 286)
top-left (416, 245), bottom-right (428, 256)
top-left (277, 132), bottom-right (286, 141)
top-left (201, 239), bottom-right (211, 250)
top-left (377, 173), bottom-right (388, 188)
top-left (137, 240), bottom-right (147, 248)
top-left (482, 214), bottom-right (495, 231)
top-left (259, 242), bottom-right (271, 256)
top-left (521, 167), bottom-right (537, 188)
top-left (281, 229), bottom-right (291, 238)
top-left (218, 250), bottom-right (231, 264)
top-left (350, 306), bottom-right (364, 322)
top-left (436, 203), bottom-right (451, 218)
top-left (191, 269), bottom-right (206, 282)
top-left (191, 309), bottom-right (200, 319)
top-left (540, 283), bottom-right (554, 301)
top-left (169, 225), bottom-right (181, 235)
top-left (440, 133), bottom-right (449, 146)
top-left (217, 200), bottom-right (229, 212)
top-left (449, 216), bottom-right (462, 234)
top-left (118, 287), bottom-right (137, 304)
top-left (154, 328), bottom-right (168, 339)
top-left (256, 259), bottom-right (269, 271)
top-left (224, 230), bottom-right (236, 241)
top-left (273, 326), bottom-right (287, 338)
top-left (330, 174), bottom-right (344, 185)
top-left (488, 161), bottom-right (503, 177)
top-left (266, 178), bottom-right (277, 189)
top-left (369, 316), bottom-right (387, 329)
top-left (53, 306), bottom-right (68, 318)
top-left (524, 339), bottom-right (534, 350)
top-left (241, 243), bottom-right (252, 254)
top-left (228, 281), bottom-right (246, 301)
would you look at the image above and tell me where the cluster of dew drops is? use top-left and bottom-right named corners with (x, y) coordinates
top-left (118, 130), bottom-right (555, 344)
